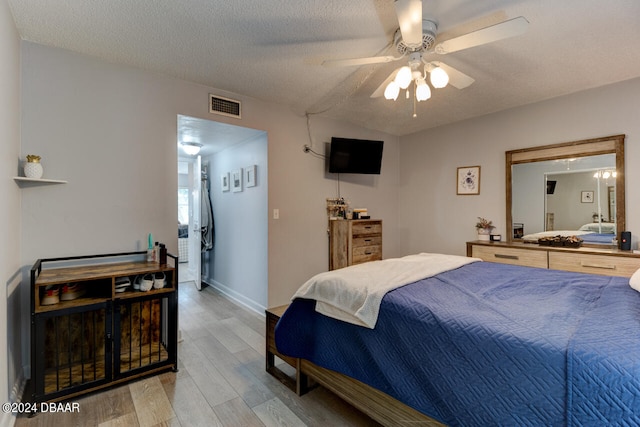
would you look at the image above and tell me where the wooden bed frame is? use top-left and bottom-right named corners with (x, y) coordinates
top-left (266, 305), bottom-right (445, 427)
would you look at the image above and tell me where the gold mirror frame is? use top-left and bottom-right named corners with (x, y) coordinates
top-left (506, 134), bottom-right (625, 243)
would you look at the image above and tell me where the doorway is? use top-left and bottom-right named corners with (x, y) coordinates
top-left (176, 114), bottom-right (269, 311)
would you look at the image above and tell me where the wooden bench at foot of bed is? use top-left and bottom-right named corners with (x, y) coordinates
top-left (265, 305), bottom-right (444, 427)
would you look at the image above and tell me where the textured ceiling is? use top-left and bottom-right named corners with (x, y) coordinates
top-left (8, 0), bottom-right (640, 136)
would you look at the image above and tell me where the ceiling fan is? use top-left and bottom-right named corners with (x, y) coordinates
top-left (322, 0), bottom-right (529, 116)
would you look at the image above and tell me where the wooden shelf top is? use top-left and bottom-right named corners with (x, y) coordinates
top-left (36, 296), bottom-right (109, 313)
top-left (35, 261), bottom-right (175, 286)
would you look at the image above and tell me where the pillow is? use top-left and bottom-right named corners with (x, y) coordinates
top-left (629, 268), bottom-right (640, 292)
top-left (579, 223), bottom-right (616, 234)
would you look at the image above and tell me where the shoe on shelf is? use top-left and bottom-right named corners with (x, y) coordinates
top-left (133, 275), bottom-right (142, 291)
top-left (41, 285), bottom-right (59, 305)
top-left (153, 272), bottom-right (166, 289)
top-left (60, 283), bottom-right (86, 301)
top-left (139, 274), bottom-right (154, 292)
top-left (115, 276), bottom-right (131, 293)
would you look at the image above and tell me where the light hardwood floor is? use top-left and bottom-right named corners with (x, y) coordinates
top-left (14, 278), bottom-right (380, 427)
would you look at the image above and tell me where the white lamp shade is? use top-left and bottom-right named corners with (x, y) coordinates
top-left (395, 66), bottom-right (412, 90)
top-left (415, 80), bottom-right (431, 101)
top-left (430, 67), bottom-right (449, 88)
top-left (181, 142), bottom-right (202, 155)
top-left (384, 81), bottom-right (400, 100)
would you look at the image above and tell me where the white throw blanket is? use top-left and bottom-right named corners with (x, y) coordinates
top-left (292, 253), bottom-right (481, 328)
top-left (629, 268), bottom-right (640, 292)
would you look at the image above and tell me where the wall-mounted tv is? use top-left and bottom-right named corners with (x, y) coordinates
top-left (328, 137), bottom-right (384, 175)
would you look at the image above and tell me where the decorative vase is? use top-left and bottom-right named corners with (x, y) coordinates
top-left (24, 154), bottom-right (43, 179)
top-left (477, 228), bottom-right (491, 241)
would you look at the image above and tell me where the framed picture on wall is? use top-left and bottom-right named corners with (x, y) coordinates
top-left (581, 190), bottom-right (594, 203)
top-left (245, 165), bottom-right (257, 187)
top-left (456, 166), bottom-right (481, 195)
top-left (232, 169), bottom-right (243, 192)
top-left (221, 173), bottom-right (230, 192)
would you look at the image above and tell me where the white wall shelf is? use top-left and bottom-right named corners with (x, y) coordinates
top-left (13, 177), bottom-right (68, 186)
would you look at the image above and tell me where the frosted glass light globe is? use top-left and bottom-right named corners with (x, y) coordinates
top-left (430, 67), bottom-right (449, 88)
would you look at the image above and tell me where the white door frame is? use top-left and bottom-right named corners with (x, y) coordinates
top-left (187, 156), bottom-right (202, 290)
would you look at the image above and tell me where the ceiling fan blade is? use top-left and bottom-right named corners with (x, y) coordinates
top-left (427, 61), bottom-right (475, 89)
top-left (371, 69), bottom-right (400, 98)
top-left (394, 0), bottom-right (423, 48)
top-left (434, 16), bottom-right (529, 55)
top-left (322, 55), bottom-right (401, 67)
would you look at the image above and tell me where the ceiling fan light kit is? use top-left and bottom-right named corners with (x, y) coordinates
top-left (322, 0), bottom-right (529, 117)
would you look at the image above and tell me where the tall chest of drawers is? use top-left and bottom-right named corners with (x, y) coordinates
top-left (329, 219), bottom-right (382, 270)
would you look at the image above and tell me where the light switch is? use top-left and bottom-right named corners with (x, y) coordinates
top-left (273, 209), bottom-right (279, 220)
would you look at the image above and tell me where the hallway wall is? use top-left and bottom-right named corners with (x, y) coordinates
top-left (204, 133), bottom-right (268, 311)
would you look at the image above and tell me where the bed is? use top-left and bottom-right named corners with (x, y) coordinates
top-left (274, 253), bottom-right (640, 426)
top-left (521, 222), bottom-right (616, 246)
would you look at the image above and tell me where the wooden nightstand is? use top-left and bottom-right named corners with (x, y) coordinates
top-left (265, 305), bottom-right (310, 395)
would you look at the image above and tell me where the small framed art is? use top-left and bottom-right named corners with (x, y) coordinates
top-left (221, 173), bottom-right (230, 192)
top-left (457, 166), bottom-right (481, 195)
top-left (245, 165), bottom-right (257, 188)
top-left (581, 190), bottom-right (594, 203)
top-left (232, 169), bottom-right (243, 192)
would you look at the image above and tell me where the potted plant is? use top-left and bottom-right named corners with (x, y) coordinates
top-left (475, 217), bottom-right (495, 241)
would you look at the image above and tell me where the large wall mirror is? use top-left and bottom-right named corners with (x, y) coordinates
top-left (506, 135), bottom-right (625, 246)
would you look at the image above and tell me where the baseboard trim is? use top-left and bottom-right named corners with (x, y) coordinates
top-left (11, 371), bottom-right (26, 403)
top-left (1, 372), bottom-right (24, 427)
top-left (201, 279), bottom-right (265, 316)
top-left (0, 411), bottom-right (15, 427)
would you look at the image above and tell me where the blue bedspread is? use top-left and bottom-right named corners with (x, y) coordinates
top-left (581, 232), bottom-right (616, 245)
top-left (275, 262), bottom-right (640, 426)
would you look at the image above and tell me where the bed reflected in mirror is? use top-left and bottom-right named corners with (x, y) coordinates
top-left (506, 135), bottom-right (625, 246)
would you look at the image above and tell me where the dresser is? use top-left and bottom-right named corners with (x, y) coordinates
top-left (329, 219), bottom-right (382, 270)
top-left (467, 240), bottom-right (640, 277)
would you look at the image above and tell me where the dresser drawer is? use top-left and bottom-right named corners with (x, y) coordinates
top-left (549, 252), bottom-right (640, 277)
top-left (353, 235), bottom-right (382, 247)
top-left (351, 221), bottom-right (382, 236)
top-left (352, 245), bottom-right (382, 265)
top-left (471, 244), bottom-right (548, 268)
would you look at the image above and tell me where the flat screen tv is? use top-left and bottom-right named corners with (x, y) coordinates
top-left (328, 137), bottom-right (384, 174)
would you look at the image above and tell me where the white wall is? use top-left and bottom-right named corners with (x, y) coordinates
top-left (16, 42), bottom-right (401, 394)
top-left (265, 114), bottom-right (401, 306)
top-left (0, 0), bottom-right (23, 423)
top-left (206, 133), bottom-right (268, 311)
top-left (399, 77), bottom-right (640, 256)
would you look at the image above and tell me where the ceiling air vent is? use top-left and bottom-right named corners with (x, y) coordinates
top-left (209, 94), bottom-right (241, 119)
